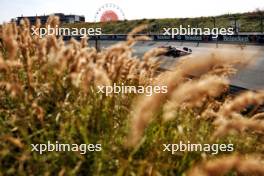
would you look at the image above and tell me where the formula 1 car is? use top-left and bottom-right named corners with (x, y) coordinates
top-left (158, 46), bottom-right (192, 57)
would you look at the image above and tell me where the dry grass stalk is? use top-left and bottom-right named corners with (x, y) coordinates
top-left (1, 22), bottom-right (18, 60)
top-left (204, 64), bottom-right (237, 77)
top-left (143, 48), bottom-right (166, 61)
top-left (127, 25), bottom-right (148, 42)
top-left (251, 112), bottom-right (264, 120)
top-left (209, 91), bottom-right (264, 138)
top-left (32, 102), bottom-right (45, 124)
top-left (163, 76), bottom-right (229, 121)
top-left (0, 81), bottom-right (23, 98)
top-left (1, 135), bottom-right (24, 148)
top-left (46, 15), bottom-right (60, 28)
top-left (219, 91), bottom-right (264, 118)
top-left (212, 116), bottom-right (264, 138)
top-left (187, 155), bottom-right (264, 176)
top-left (127, 70), bottom-right (185, 146)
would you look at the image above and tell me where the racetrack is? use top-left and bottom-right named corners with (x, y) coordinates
top-left (89, 40), bottom-right (264, 91)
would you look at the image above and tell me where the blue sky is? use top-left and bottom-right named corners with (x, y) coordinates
top-left (0, 0), bottom-right (263, 23)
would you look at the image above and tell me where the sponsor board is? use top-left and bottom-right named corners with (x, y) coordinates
top-left (63, 34), bottom-right (264, 44)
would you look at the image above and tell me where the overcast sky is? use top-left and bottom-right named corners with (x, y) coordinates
top-left (0, 0), bottom-right (263, 23)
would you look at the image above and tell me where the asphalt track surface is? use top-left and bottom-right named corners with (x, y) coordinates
top-left (89, 40), bottom-right (264, 91)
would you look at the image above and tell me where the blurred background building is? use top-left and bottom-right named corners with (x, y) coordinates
top-left (14, 13), bottom-right (85, 25)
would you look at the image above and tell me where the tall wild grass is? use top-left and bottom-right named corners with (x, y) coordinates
top-left (0, 16), bottom-right (263, 175)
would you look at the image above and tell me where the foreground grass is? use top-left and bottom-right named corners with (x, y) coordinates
top-left (1, 92), bottom-right (262, 175)
top-left (0, 18), bottom-right (264, 175)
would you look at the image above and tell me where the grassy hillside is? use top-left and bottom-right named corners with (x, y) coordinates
top-left (64, 10), bottom-right (264, 34)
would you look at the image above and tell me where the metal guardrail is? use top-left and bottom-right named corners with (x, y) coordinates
top-left (63, 34), bottom-right (264, 45)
